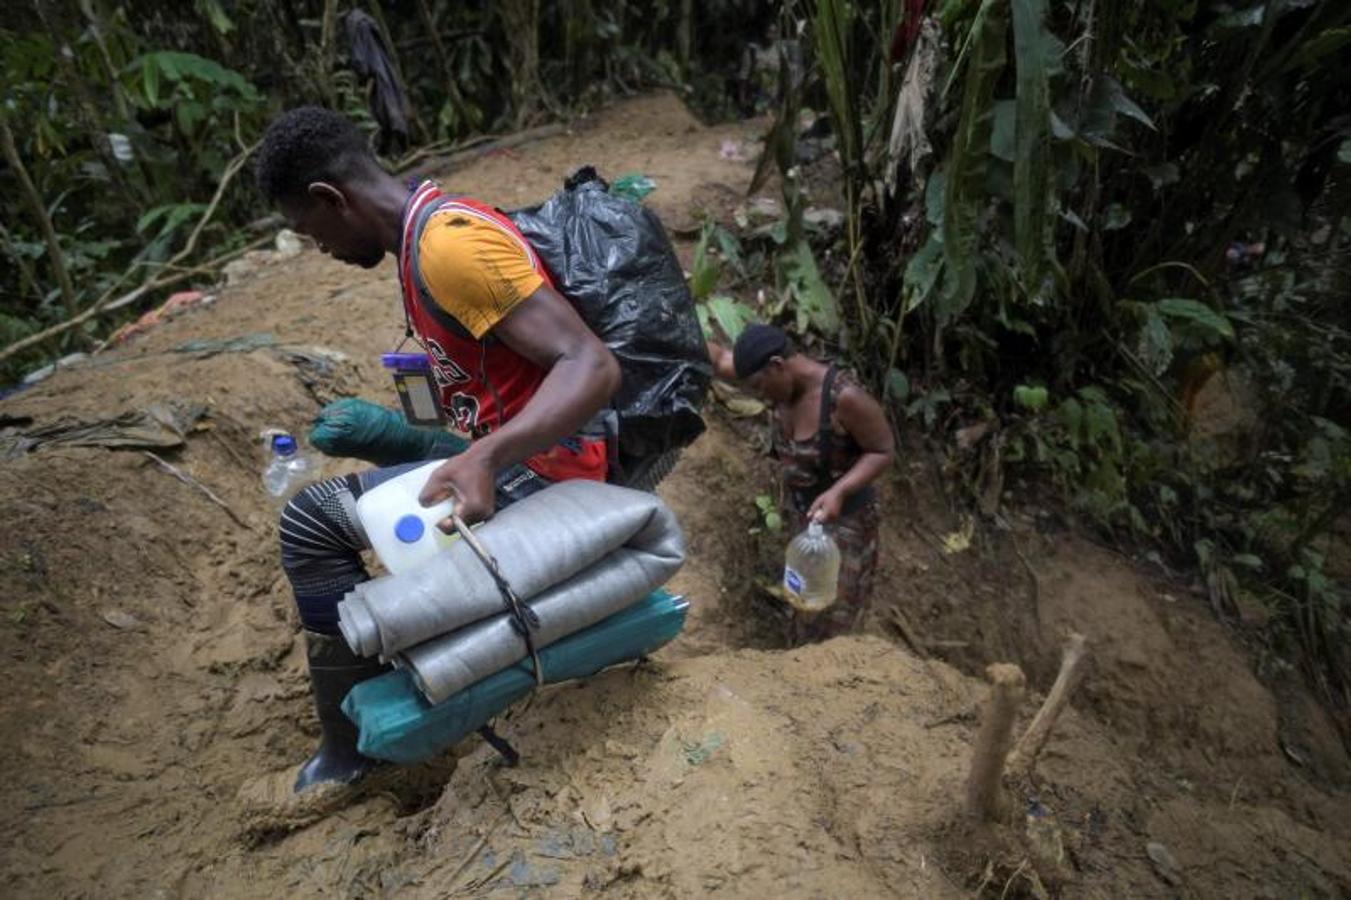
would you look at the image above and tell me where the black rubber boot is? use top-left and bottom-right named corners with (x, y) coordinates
top-left (294, 630), bottom-right (389, 793)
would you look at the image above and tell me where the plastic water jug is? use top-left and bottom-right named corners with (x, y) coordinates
top-left (783, 520), bottom-right (841, 612)
top-left (355, 460), bottom-right (459, 574)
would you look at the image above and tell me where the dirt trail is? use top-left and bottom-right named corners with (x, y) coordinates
top-left (1, 94), bottom-right (1348, 898)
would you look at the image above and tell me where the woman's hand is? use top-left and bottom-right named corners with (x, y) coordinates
top-left (808, 488), bottom-right (844, 524)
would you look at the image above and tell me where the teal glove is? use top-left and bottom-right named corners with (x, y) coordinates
top-left (309, 397), bottom-right (468, 466)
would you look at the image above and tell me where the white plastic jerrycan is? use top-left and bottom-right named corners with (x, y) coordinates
top-left (355, 460), bottom-right (459, 574)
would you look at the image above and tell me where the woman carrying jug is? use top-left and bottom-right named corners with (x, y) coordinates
top-left (709, 324), bottom-right (894, 642)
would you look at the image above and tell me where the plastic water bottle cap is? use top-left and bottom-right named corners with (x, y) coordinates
top-left (394, 514), bottom-right (426, 544)
top-left (271, 434), bottom-right (297, 457)
top-left (807, 520), bottom-right (824, 537)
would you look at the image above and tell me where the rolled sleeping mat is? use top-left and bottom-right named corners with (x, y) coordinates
top-left (338, 480), bottom-right (684, 658)
top-left (400, 545), bottom-right (679, 703)
top-left (343, 590), bottom-right (690, 764)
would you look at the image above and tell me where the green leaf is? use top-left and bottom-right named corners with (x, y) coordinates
top-left (1156, 298), bottom-right (1235, 341)
top-left (1339, 139), bottom-right (1351, 165)
top-left (688, 224), bottom-right (722, 301)
top-left (1231, 553), bottom-right (1264, 571)
top-left (903, 235), bottom-right (944, 312)
top-left (1057, 397), bottom-right (1084, 448)
top-left (812, 0), bottom-right (862, 177)
top-left (990, 100), bottom-right (1016, 162)
top-left (714, 227), bottom-right (746, 279)
top-left (1104, 203), bottom-right (1132, 230)
top-left (907, 388), bottom-right (952, 428)
top-left (781, 241), bottom-right (839, 335)
top-left (703, 295), bottom-right (755, 343)
top-left (199, 0), bottom-right (236, 34)
top-left (1105, 76), bottom-right (1155, 130)
top-left (142, 58), bottom-right (160, 106)
top-left (175, 101), bottom-right (207, 135)
top-left (939, 0), bottom-right (1006, 326)
top-left (1287, 27), bottom-right (1351, 72)
top-left (1080, 390), bottom-right (1121, 454)
top-left (1137, 307), bottom-right (1174, 375)
top-left (924, 169), bottom-right (948, 227)
top-left (1142, 163), bottom-right (1180, 189)
top-left (1014, 384), bottom-right (1048, 410)
top-left (1218, 5), bottom-right (1264, 28)
top-left (138, 202), bottom-right (205, 236)
top-left (136, 204), bottom-right (170, 234)
top-left (133, 51), bottom-right (258, 99)
top-left (886, 369), bottom-right (910, 402)
top-left (1080, 76), bottom-right (1151, 148)
top-left (1050, 111), bottom-right (1075, 140)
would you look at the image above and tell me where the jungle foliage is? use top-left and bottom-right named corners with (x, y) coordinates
top-left (0, 0), bottom-right (760, 380)
top-left (699, 0), bottom-right (1350, 708)
top-left (2, 2), bottom-right (1349, 711)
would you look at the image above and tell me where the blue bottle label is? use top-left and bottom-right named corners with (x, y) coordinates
top-left (784, 567), bottom-right (804, 596)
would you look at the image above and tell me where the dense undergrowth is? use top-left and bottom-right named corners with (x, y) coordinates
top-left (695, 0), bottom-right (1350, 713)
top-left (0, 0), bottom-right (760, 381)
top-left (2, 2), bottom-right (1349, 720)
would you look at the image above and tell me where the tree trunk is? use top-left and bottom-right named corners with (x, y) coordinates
top-left (417, 0), bottom-right (472, 135)
top-left (677, 0), bottom-right (693, 75)
top-left (964, 663), bottom-right (1025, 822)
top-left (318, 0), bottom-right (340, 105)
top-left (0, 117), bottom-right (80, 320)
top-left (499, 0), bottom-right (542, 129)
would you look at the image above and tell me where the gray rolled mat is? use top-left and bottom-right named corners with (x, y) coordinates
top-left (400, 546), bottom-right (674, 703)
top-left (338, 480), bottom-right (684, 658)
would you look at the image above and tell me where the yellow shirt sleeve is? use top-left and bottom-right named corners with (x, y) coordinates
top-left (416, 210), bottom-right (544, 339)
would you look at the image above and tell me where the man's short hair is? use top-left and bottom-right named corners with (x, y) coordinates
top-left (255, 107), bottom-right (377, 202)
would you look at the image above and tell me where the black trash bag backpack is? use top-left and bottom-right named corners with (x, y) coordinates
top-left (507, 167), bottom-right (712, 488)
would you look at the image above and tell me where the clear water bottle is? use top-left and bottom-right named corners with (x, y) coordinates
top-left (262, 433), bottom-right (314, 498)
top-left (783, 520), bottom-right (841, 612)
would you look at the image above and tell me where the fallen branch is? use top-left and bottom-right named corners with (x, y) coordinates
top-left (141, 451), bottom-right (254, 532)
top-left (402, 122), bottom-right (569, 178)
top-left (0, 141), bottom-right (260, 365)
top-left (964, 663), bottom-right (1026, 822)
top-left (1, 116), bottom-right (79, 319)
top-left (0, 233), bottom-right (271, 365)
top-left (205, 426), bottom-right (253, 473)
top-left (1006, 633), bottom-right (1089, 776)
top-left (394, 132), bottom-right (499, 172)
top-left (884, 605), bottom-right (929, 658)
top-left (164, 140), bottom-right (261, 274)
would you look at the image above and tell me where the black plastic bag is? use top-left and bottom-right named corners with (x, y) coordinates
top-left (508, 168), bottom-right (712, 478)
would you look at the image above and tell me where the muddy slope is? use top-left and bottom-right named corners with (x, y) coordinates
top-left (1, 94), bottom-right (1347, 898)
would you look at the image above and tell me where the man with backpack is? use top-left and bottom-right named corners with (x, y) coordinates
top-left (252, 107), bottom-right (635, 797)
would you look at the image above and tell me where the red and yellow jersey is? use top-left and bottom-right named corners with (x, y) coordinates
top-left (398, 181), bottom-right (606, 482)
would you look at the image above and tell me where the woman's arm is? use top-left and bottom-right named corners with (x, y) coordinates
top-left (707, 340), bottom-right (738, 380)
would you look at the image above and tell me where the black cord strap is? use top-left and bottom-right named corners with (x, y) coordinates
top-left (448, 511), bottom-right (546, 686)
